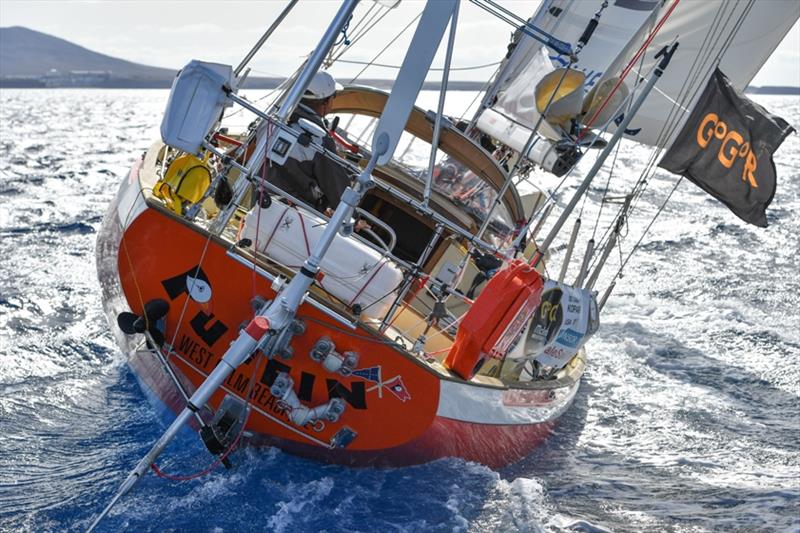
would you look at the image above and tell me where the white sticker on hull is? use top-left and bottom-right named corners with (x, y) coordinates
top-left (436, 378), bottom-right (579, 425)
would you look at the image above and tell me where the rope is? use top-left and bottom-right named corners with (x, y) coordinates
top-left (618, 177), bottom-right (683, 274)
top-left (579, 0), bottom-right (682, 138)
top-left (627, 0), bottom-right (739, 215)
top-left (598, 0), bottom-right (757, 301)
top-left (624, 0), bottom-right (750, 224)
top-left (115, 153), bottom-right (250, 481)
top-left (297, 314), bottom-right (400, 345)
top-left (151, 346), bottom-right (268, 481)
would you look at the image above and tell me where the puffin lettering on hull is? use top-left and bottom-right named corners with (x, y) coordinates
top-left (161, 265), bottom-right (229, 347)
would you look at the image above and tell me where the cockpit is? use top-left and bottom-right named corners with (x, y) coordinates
top-left (328, 86), bottom-right (525, 259)
top-left (146, 83), bottom-right (547, 372)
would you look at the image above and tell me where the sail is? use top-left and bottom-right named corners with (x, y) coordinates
top-left (478, 0), bottom-right (798, 156)
top-left (600, 0), bottom-right (800, 148)
top-left (475, 0), bottom-right (660, 149)
top-left (535, 0), bottom-right (662, 90)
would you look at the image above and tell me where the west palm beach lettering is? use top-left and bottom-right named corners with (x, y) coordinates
top-left (696, 112), bottom-right (758, 188)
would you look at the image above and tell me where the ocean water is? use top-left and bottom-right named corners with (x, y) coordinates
top-left (0, 88), bottom-right (798, 532)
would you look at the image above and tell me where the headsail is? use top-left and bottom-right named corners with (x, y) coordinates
top-left (475, 0), bottom-right (660, 152)
top-left (596, 0), bottom-right (800, 149)
top-left (477, 0), bottom-right (799, 162)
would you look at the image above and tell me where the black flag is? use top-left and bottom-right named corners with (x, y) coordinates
top-left (659, 68), bottom-right (794, 227)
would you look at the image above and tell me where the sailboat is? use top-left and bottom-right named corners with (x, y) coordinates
top-left (91, 0), bottom-right (797, 527)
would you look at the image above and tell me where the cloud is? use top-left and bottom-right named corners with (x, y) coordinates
top-left (155, 23), bottom-right (224, 35)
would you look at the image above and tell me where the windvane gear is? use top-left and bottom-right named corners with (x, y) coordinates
top-left (117, 299), bottom-right (170, 346)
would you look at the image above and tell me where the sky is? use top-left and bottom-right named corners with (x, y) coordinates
top-left (0, 0), bottom-right (798, 87)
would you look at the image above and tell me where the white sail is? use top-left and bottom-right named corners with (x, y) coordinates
top-left (475, 0), bottom-right (660, 152)
top-left (478, 0), bottom-right (798, 155)
top-left (535, 0), bottom-right (662, 90)
top-left (598, 0), bottom-right (800, 148)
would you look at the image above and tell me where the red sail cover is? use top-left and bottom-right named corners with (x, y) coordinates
top-left (445, 260), bottom-right (544, 379)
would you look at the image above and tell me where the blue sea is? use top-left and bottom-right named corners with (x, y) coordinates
top-left (0, 88), bottom-right (798, 532)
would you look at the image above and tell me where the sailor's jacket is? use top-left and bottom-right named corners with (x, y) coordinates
top-left (264, 103), bottom-right (352, 212)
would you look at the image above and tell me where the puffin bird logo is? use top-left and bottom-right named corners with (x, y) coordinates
top-left (162, 266), bottom-right (212, 304)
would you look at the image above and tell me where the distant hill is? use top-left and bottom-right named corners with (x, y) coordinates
top-left (0, 26), bottom-right (176, 82)
top-left (746, 85), bottom-right (800, 95)
top-left (0, 26), bottom-right (484, 90)
top-left (3, 26), bottom-right (796, 93)
top-left (0, 26), bottom-right (287, 88)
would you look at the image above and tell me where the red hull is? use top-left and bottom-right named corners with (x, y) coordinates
top-left (97, 161), bottom-right (580, 469)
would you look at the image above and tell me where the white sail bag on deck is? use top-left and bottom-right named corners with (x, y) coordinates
top-left (242, 203), bottom-right (403, 322)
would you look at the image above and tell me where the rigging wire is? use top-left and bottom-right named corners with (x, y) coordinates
top-left (598, 0), bottom-right (757, 300)
top-left (330, 2), bottom-right (377, 60)
top-left (348, 12), bottom-right (422, 84)
top-left (468, 0), bottom-right (570, 55)
top-left (329, 4), bottom-right (394, 66)
top-left (584, 17), bottom-right (652, 239)
top-left (457, 64), bottom-right (501, 122)
top-left (334, 59), bottom-right (502, 71)
top-left (624, 0), bottom-right (750, 227)
top-left (579, 0), bottom-right (682, 136)
top-left (509, 58), bottom-right (664, 262)
top-left (506, 1), bottom-right (679, 259)
top-left (628, 0), bottom-right (738, 215)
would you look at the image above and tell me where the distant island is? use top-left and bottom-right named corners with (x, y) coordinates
top-left (1, 26), bottom-right (798, 94)
top-left (0, 26), bottom-right (482, 90)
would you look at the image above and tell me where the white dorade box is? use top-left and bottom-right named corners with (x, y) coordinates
top-left (160, 60), bottom-right (236, 155)
top-left (242, 203), bottom-right (403, 322)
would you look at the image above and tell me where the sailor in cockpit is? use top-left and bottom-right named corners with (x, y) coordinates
top-left (265, 70), bottom-right (353, 216)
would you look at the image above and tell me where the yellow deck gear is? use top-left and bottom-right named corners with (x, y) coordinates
top-left (154, 153), bottom-right (212, 215)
